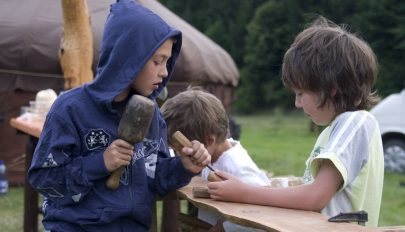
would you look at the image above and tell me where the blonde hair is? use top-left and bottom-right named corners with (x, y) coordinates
top-left (161, 89), bottom-right (229, 146)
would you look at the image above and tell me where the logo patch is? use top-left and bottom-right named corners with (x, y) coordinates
top-left (85, 129), bottom-right (110, 150)
top-left (42, 153), bottom-right (58, 168)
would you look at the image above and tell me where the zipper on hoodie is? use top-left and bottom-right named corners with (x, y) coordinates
top-left (129, 155), bottom-right (134, 207)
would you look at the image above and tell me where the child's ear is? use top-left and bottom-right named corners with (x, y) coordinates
top-left (207, 135), bottom-right (216, 146)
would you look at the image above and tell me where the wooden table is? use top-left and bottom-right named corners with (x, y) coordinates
top-left (177, 176), bottom-right (379, 232)
top-left (10, 117), bottom-right (43, 138)
top-left (10, 116), bottom-right (43, 232)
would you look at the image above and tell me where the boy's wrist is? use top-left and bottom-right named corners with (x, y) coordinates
top-left (175, 156), bottom-right (196, 178)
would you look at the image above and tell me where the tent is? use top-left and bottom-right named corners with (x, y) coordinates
top-left (0, 0), bottom-right (239, 185)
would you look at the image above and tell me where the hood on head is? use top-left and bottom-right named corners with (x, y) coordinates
top-left (85, 0), bottom-right (182, 110)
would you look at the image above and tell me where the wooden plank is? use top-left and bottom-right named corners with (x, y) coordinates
top-left (177, 177), bottom-right (379, 232)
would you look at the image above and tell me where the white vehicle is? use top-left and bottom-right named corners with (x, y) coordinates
top-left (370, 89), bottom-right (405, 172)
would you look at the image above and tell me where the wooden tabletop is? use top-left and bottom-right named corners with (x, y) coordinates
top-left (177, 176), bottom-right (378, 232)
top-left (10, 116), bottom-right (44, 138)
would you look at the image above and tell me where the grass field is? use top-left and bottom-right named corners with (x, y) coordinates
top-left (0, 111), bottom-right (404, 231)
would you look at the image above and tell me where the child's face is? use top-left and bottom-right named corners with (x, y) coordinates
top-left (294, 90), bottom-right (336, 126)
top-left (131, 39), bottom-right (174, 97)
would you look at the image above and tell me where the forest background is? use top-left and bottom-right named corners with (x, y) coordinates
top-left (159, 0), bottom-right (405, 113)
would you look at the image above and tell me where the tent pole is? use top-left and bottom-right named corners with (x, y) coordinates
top-left (59, 0), bottom-right (93, 90)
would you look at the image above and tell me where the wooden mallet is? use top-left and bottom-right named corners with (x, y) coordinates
top-left (106, 95), bottom-right (155, 189)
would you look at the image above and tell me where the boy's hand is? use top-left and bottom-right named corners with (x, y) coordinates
top-left (179, 140), bottom-right (211, 174)
top-left (207, 171), bottom-right (249, 202)
top-left (103, 139), bottom-right (133, 172)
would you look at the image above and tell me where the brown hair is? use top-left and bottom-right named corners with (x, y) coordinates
top-left (161, 89), bottom-right (229, 146)
top-left (282, 16), bottom-right (379, 113)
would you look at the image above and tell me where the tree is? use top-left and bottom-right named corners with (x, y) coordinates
top-left (352, 0), bottom-right (405, 97)
top-left (159, 0), bottom-right (405, 112)
top-left (235, 0), bottom-right (303, 112)
top-left (158, 0), bottom-right (265, 67)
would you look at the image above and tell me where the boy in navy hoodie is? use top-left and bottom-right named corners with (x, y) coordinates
top-left (28, 1), bottom-right (211, 231)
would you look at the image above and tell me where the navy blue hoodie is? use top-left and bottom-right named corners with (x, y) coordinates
top-left (28, 1), bottom-right (194, 231)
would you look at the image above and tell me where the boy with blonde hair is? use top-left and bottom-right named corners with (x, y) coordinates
top-left (161, 89), bottom-right (269, 231)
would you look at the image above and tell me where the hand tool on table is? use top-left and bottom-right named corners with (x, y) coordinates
top-left (328, 210), bottom-right (368, 226)
top-left (106, 95), bottom-right (155, 189)
top-left (171, 131), bottom-right (225, 182)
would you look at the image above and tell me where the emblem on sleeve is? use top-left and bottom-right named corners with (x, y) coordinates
top-left (42, 153), bottom-right (58, 168)
top-left (85, 129), bottom-right (110, 150)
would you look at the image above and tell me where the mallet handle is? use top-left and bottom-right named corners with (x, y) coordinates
top-left (172, 131), bottom-right (192, 147)
top-left (106, 166), bottom-right (125, 189)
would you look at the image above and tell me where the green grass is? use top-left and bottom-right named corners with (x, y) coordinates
top-left (1, 111), bottom-right (404, 231)
top-left (0, 187), bottom-right (23, 231)
top-left (378, 172), bottom-right (405, 226)
top-left (0, 186), bottom-right (44, 232)
top-left (236, 110), bottom-right (318, 176)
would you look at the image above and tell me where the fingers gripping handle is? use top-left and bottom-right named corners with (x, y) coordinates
top-left (171, 131), bottom-right (224, 182)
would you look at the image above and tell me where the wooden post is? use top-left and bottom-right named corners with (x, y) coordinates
top-left (23, 137), bottom-right (39, 232)
top-left (59, 0), bottom-right (93, 90)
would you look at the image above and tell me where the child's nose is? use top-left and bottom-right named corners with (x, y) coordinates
top-left (159, 66), bottom-right (168, 78)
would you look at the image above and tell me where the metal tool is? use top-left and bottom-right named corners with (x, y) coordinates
top-left (328, 210), bottom-right (368, 226)
top-left (206, 163), bottom-right (215, 172)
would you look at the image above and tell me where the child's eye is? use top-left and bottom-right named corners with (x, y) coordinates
top-left (154, 60), bottom-right (163, 65)
top-left (154, 58), bottom-right (168, 66)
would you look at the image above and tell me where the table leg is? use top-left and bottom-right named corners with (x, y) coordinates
top-left (148, 200), bottom-right (157, 232)
top-left (161, 198), bottom-right (180, 232)
top-left (23, 136), bottom-right (38, 232)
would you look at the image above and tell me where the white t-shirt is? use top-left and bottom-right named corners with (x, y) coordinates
top-left (199, 139), bottom-right (270, 231)
top-left (303, 110), bottom-right (384, 227)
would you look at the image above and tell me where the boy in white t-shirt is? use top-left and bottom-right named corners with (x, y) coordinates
top-left (161, 89), bottom-right (269, 231)
top-left (207, 16), bottom-right (384, 227)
